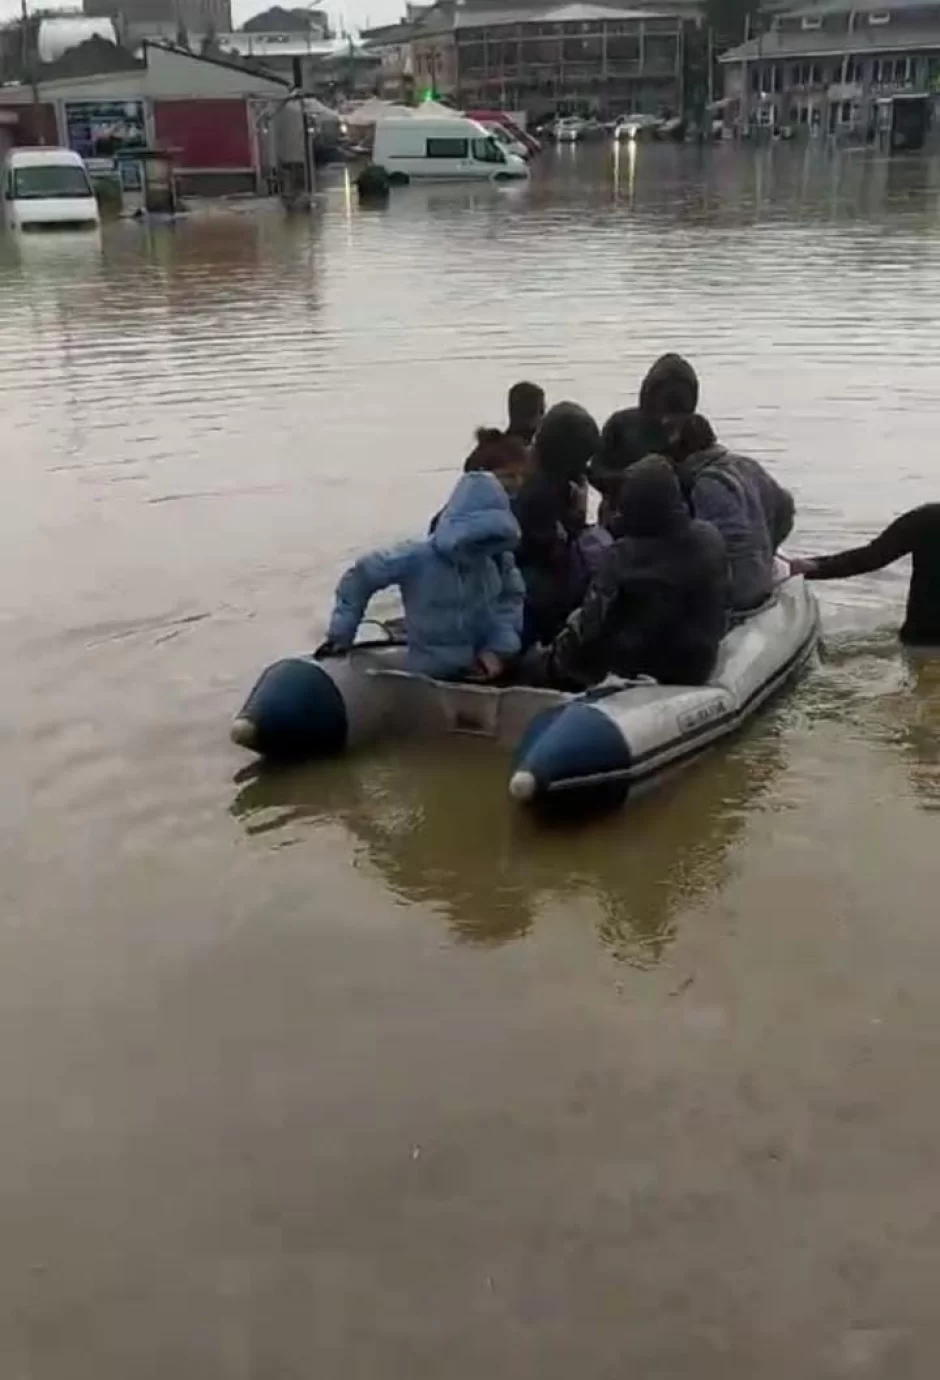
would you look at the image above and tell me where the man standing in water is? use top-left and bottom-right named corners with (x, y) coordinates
top-left (790, 504), bottom-right (940, 646)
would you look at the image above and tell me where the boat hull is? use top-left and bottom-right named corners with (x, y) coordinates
top-left (231, 577), bottom-right (820, 805)
top-left (510, 576), bottom-right (819, 804)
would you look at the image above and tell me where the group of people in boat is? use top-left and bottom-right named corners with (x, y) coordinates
top-left (318, 354), bottom-right (940, 687)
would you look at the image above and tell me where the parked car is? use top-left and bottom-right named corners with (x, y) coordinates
top-left (613, 113), bottom-right (662, 141)
top-left (2, 147), bottom-right (100, 233)
top-left (553, 116), bottom-right (586, 144)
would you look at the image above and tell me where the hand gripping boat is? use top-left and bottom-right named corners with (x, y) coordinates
top-left (231, 576), bottom-right (820, 809)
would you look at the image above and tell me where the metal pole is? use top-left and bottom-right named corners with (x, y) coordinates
top-left (21, 0), bottom-right (43, 143)
top-left (707, 24), bottom-right (714, 107)
top-left (741, 11), bottom-right (751, 132)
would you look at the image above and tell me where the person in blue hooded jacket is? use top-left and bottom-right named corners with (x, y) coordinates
top-left (318, 471), bottom-right (525, 681)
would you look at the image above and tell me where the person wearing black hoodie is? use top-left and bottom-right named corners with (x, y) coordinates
top-left (527, 455), bottom-right (729, 689)
top-left (513, 401), bottom-right (611, 646)
top-left (588, 353), bottom-right (699, 518)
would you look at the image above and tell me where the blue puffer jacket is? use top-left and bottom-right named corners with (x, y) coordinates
top-left (327, 471), bottom-right (525, 678)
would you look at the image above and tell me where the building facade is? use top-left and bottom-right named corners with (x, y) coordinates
top-left (365, 0), bottom-right (707, 120)
top-left (83, 0), bottom-right (233, 46)
top-left (720, 0), bottom-right (940, 137)
top-left (0, 42), bottom-right (301, 194)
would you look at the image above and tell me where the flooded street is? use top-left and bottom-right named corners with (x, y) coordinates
top-left (2, 144), bottom-right (939, 1377)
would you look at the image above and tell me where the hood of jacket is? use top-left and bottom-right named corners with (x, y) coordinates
top-left (612, 455), bottom-right (692, 539)
top-left (533, 401), bottom-right (600, 484)
top-left (432, 470), bottom-right (520, 562)
top-left (638, 353), bottom-right (699, 421)
top-left (589, 406), bottom-right (670, 494)
top-left (674, 443), bottom-right (729, 493)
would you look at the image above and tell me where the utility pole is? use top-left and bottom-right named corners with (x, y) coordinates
top-left (20, 0), bottom-right (44, 144)
top-left (740, 10), bottom-right (751, 133)
top-left (707, 24), bottom-right (714, 109)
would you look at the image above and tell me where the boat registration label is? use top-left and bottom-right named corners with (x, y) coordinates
top-left (677, 698), bottom-right (727, 735)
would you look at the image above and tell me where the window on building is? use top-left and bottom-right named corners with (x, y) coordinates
top-left (751, 66), bottom-right (762, 91)
top-left (801, 14), bottom-right (822, 28)
top-left (868, 10), bottom-right (891, 22)
top-left (426, 137), bottom-right (469, 157)
top-left (840, 99), bottom-right (853, 121)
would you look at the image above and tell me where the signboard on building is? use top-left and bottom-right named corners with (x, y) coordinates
top-left (64, 100), bottom-right (146, 162)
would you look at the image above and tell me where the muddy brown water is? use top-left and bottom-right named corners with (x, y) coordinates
top-left (2, 144), bottom-right (939, 1378)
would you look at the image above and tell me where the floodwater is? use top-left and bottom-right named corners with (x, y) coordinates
top-left (2, 144), bottom-right (939, 1378)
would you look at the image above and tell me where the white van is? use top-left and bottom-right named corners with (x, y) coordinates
top-left (2, 148), bottom-right (100, 233)
top-left (372, 116), bottom-right (528, 183)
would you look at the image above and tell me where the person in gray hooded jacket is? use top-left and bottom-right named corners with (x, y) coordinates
top-left (672, 414), bottom-right (794, 613)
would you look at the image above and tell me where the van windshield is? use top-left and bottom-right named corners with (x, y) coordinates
top-left (12, 163), bottom-right (93, 200)
top-left (472, 137), bottom-right (506, 164)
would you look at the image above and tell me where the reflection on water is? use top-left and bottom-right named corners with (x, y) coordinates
top-left (231, 724), bottom-right (786, 964)
top-left (809, 630), bottom-right (940, 811)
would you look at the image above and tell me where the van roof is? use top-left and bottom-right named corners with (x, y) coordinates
top-left (377, 115), bottom-right (487, 131)
top-left (5, 146), bottom-right (86, 166)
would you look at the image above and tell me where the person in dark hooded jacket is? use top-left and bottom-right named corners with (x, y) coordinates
top-left (589, 353), bottom-right (700, 525)
top-left (513, 401), bottom-right (612, 646)
top-left (526, 455), bottom-right (728, 689)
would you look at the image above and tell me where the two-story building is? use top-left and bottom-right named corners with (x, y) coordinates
top-left (364, 0), bottom-right (707, 121)
top-left (719, 0), bottom-right (940, 140)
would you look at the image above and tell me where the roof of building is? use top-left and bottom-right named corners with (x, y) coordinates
top-left (360, 19), bottom-right (417, 44)
top-left (468, 0), bottom-right (670, 17)
top-left (0, 34), bottom-right (313, 100)
top-left (400, 0), bottom-right (689, 35)
top-left (217, 31), bottom-right (362, 59)
top-left (786, 0), bottom-right (937, 11)
top-left (240, 6), bottom-right (330, 34)
top-left (721, 22), bottom-right (940, 58)
top-left (146, 37), bottom-right (291, 83)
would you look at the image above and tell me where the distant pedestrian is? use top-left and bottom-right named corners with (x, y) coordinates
top-left (790, 504), bottom-right (940, 646)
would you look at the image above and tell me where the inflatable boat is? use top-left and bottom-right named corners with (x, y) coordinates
top-left (231, 575), bottom-right (819, 809)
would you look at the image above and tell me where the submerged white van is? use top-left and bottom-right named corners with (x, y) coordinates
top-left (2, 148), bottom-right (100, 232)
top-left (372, 116), bottom-right (529, 183)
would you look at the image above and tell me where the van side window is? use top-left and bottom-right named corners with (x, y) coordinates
top-left (426, 137), bottom-right (468, 158)
top-left (472, 137), bottom-right (506, 164)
